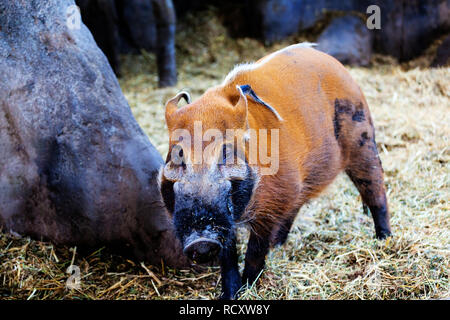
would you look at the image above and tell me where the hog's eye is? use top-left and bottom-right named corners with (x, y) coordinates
top-left (221, 144), bottom-right (234, 165)
top-left (171, 145), bottom-right (185, 167)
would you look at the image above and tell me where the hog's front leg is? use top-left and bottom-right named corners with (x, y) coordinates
top-left (219, 235), bottom-right (241, 299)
top-left (242, 230), bottom-right (270, 286)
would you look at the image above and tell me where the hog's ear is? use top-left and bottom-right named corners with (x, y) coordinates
top-left (236, 84), bottom-right (283, 122)
top-left (235, 85), bottom-right (249, 128)
top-left (165, 91), bottom-right (191, 124)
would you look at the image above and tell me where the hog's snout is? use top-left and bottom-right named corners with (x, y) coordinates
top-left (183, 237), bottom-right (222, 263)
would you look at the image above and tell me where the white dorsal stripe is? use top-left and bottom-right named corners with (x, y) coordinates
top-left (238, 84), bottom-right (284, 122)
top-left (222, 42), bottom-right (317, 85)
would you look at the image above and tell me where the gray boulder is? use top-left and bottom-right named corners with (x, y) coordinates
top-left (0, 0), bottom-right (187, 267)
top-left (241, 0), bottom-right (449, 61)
top-left (372, 0), bottom-right (450, 61)
top-left (317, 15), bottom-right (373, 66)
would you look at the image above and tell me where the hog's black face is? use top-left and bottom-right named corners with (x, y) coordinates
top-left (172, 182), bottom-right (235, 264)
top-left (160, 148), bottom-right (256, 264)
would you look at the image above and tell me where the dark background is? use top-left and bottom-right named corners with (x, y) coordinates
top-left (76, 0), bottom-right (450, 86)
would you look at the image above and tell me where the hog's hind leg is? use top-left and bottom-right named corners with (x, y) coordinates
top-left (345, 130), bottom-right (392, 239)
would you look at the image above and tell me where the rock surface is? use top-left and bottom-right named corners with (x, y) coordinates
top-left (317, 15), bottom-right (373, 66)
top-left (243, 0), bottom-right (449, 61)
top-left (0, 0), bottom-right (187, 267)
top-left (372, 0), bottom-right (450, 61)
top-left (249, 0), bottom-right (353, 44)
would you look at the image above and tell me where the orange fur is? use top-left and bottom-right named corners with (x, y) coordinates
top-left (164, 44), bottom-right (389, 243)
